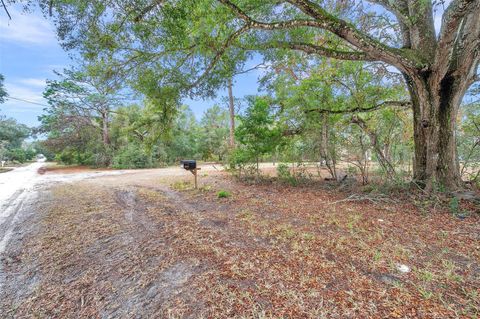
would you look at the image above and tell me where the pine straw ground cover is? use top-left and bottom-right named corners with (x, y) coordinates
top-left (0, 170), bottom-right (479, 318)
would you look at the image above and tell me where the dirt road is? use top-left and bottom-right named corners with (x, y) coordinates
top-left (0, 164), bottom-right (478, 318)
top-left (0, 161), bottom-right (46, 254)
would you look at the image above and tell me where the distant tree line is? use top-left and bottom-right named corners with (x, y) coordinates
top-left (0, 74), bottom-right (40, 164)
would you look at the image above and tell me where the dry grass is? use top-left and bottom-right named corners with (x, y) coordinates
top-left (1, 170), bottom-right (479, 318)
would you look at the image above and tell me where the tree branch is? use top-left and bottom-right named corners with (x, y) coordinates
top-left (260, 41), bottom-right (374, 61)
top-left (436, 0), bottom-right (479, 75)
top-left (218, 0), bottom-right (423, 72)
top-left (305, 100), bottom-right (411, 114)
top-left (284, 0), bottom-right (421, 70)
top-left (133, 0), bottom-right (166, 22)
top-left (188, 24), bottom-right (250, 89)
top-left (1, 0), bottom-right (11, 20)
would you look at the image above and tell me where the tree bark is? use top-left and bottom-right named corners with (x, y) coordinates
top-left (227, 77), bottom-right (235, 149)
top-left (101, 112), bottom-right (110, 146)
top-left (405, 71), bottom-right (470, 191)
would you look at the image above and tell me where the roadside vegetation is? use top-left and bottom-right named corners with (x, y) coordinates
top-left (0, 75), bottom-right (43, 165)
top-left (0, 0), bottom-right (479, 318)
top-left (2, 170), bottom-right (478, 318)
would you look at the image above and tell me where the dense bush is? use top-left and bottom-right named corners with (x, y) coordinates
top-left (112, 145), bottom-right (153, 169)
top-left (5, 148), bottom-right (36, 163)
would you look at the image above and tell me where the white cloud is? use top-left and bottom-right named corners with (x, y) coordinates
top-left (0, 7), bottom-right (56, 45)
top-left (16, 78), bottom-right (47, 88)
top-left (2, 77), bottom-right (48, 114)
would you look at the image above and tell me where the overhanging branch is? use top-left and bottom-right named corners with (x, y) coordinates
top-left (262, 41), bottom-right (374, 61)
top-left (305, 100), bottom-right (411, 114)
top-left (217, 0), bottom-right (422, 72)
top-left (188, 24), bottom-right (250, 89)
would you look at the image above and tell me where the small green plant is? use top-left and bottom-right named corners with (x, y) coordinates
top-left (217, 190), bottom-right (231, 198)
top-left (418, 269), bottom-right (434, 282)
top-left (449, 197), bottom-right (460, 214)
top-left (373, 250), bottom-right (382, 262)
top-left (301, 232), bottom-right (315, 241)
top-left (276, 163), bottom-right (298, 186)
top-left (418, 286), bottom-right (434, 299)
top-left (449, 196), bottom-right (469, 218)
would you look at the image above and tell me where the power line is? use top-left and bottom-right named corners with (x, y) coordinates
top-left (6, 96), bottom-right (49, 107)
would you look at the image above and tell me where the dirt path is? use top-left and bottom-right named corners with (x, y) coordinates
top-left (0, 166), bottom-right (479, 318)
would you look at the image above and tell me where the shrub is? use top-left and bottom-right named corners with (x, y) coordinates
top-left (276, 163), bottom-right (297, 185)
top-left (112, 145), bottom-right (152, 169)
top-left (276, 163), bottom-right (291, 179)
top-left (217, 190), bottom-right (231, 198)
top-left (6, 148), bottom-right (27, 163)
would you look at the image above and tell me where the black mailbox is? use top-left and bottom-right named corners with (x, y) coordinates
top-left (180, 160), bottom-right (196, 170)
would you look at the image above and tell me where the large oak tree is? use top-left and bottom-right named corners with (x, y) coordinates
top-left (23, 0), bottom-right (479, 189)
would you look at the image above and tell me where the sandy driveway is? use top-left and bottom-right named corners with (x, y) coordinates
top-left (0, 161), bottom-right (47, 254)
top-left (1, 163), bottom-right (477, 318)
top-left (0, 162), bottom-right (222, 255)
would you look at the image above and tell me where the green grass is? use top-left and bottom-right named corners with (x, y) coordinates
top-left (217, 190), bottom-right (231, 198)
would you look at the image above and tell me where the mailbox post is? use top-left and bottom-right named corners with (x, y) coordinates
top-left (180, 160), bottom-right (200, 189)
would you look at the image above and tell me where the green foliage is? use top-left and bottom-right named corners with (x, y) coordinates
top-left (457, 103), bottom-right (480, 183)
top-left (0, 115), bottom-right (32, 162)
top-left (276, 163), bottom-right (297, 186)
top-left (233, 96), bottom-right (283, 172)
top-left (0, 74), bottom-right (7, 103)
top-left (0, 116), bottom-right (30, 149)
top-left (6, 148), bottom-right (32, 163)
top-left (55, 148), bottom-right (94, 166)
top-left (112, 144), bottom-right (153, 169)
top-left (217, 190), bottom-right (231, 198)
top-left (197, 105), bottom-right (229, 161)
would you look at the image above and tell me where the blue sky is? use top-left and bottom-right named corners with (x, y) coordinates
top-left (0, 6), bottom-right (262, 127)
top-left (0, 6), bottom-right (71, 127)
top-left (0, 2), bottom-right (454, 128)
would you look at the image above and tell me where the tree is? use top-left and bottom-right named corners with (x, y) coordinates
top-left (0, 116), bottom-right (30, 149)
top-left (457, 102), bottom-right (480, 183)
top-left (36, 0), bottom-right (479, 190)
top-left (0, 74), bottom-right (7, 103)
top-left (43, 66), bottom-right (122, 147)
top-left (0, 115), bottom-right (31, 161)
top-left (40, 65), bottom-right (128, 165)
top-left (198, 104), bottom-right (229, 161)
top-left (234, 96), bottom-right (283, 173)
top-left (269, 60), bottom-right (408, 180)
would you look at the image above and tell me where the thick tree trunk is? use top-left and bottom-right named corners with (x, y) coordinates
top-left (227, 78), bottom-right (235, 149)
top-left (405, 72), bottom-right (468, 190)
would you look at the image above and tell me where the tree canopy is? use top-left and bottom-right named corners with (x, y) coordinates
top-left (0, 74), bottom-right (7, 104)
top-left (31, 0), bottom-right (478, 189)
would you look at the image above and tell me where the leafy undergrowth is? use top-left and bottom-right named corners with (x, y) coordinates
top-left (1, 171), bottom-right (479, 318)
